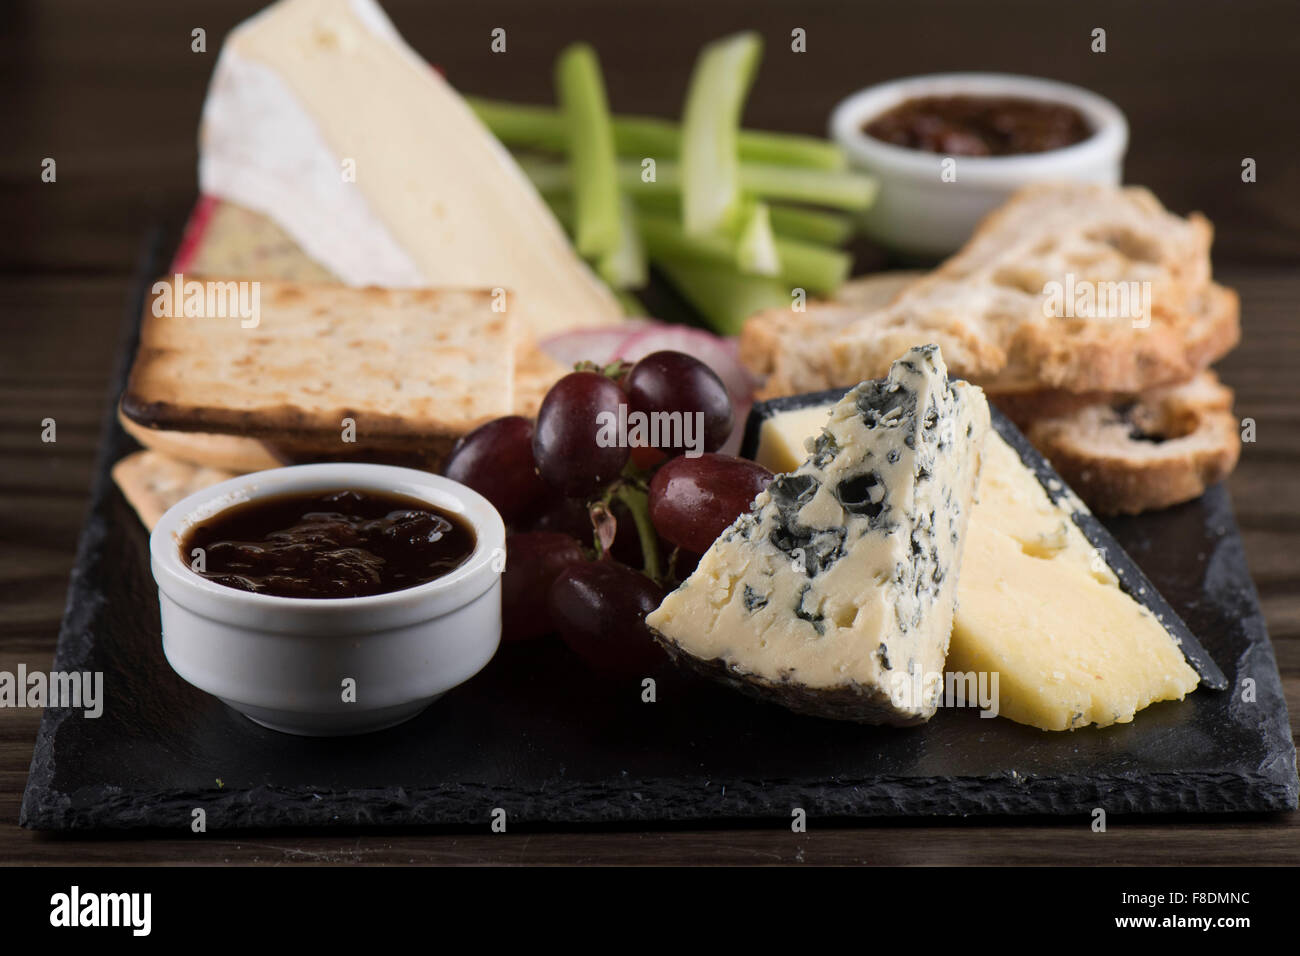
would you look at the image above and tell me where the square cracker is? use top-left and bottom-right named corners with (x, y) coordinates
top-left (122, 279), bottom-right (515, 449)
top-left (112, 451), bottom-right (237, 531)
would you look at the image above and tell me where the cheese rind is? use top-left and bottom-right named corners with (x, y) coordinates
top-left (749, 394), bottom-right (1203, 731)
top-left (647, 346), bottom-right (990, 724)
top-left (200, 0), bottom-right (624, 337)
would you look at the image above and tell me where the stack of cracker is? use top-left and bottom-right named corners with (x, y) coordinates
top-left (115, 200), bottom-right (568, 530)
top-left (740, 183), bottom-right (1241, 514)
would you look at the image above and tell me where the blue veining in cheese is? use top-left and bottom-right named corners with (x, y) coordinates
top-left (647, 346), bottom-right (990, 723)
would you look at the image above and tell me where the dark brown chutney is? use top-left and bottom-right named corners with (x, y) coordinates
top-left (181, 489), bottom-right (476, 599)
top-left (863, 95), bottom-right (1092, 157)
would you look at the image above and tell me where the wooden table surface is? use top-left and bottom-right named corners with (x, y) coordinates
top-left (2, 0), bottom-right (1297, 865)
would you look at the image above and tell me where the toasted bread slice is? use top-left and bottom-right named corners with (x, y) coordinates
top-left (1019, 371), bottom-right (1240, 515)
top-left (986, 281), bottom-right (1240, 420)
top-left (828, 184), bottom-right (1218, 393)
top-left (121, 279), bottom-right (515, 455)
top-left (741, 271), bottom-right (923, 399)
top-left (112, 450), bottom-right (237, 531)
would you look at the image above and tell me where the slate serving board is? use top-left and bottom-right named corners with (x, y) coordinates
top-left (20, 246), bottom-right (1298, 830)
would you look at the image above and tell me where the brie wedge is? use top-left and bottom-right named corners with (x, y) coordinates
top-left (199, 0), bottom-right (624, 337)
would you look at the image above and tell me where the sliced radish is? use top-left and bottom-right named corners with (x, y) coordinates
top-left (539, 323), bottom-right (648, 369)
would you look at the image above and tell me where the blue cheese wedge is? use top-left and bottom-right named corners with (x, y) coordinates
top-left (742, 386), bottom-right (1225, 731)
top-left (647, 346), bottom-right (990, 724)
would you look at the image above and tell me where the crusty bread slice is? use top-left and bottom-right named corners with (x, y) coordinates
top-left (112, 450), bottom-right (237, 531)
top-left (828, 184), bottom-right (1218, 393)
top-left (122, 279), bottom-right (515, 452)
top-left (1181, 281), bottom-right (1242, 373)
top-left (1017, 371), bottom-right (1240, 515)
top-left (741, 271), bottom-right (923, 400)
top-left (986, 281), bottom-right (1240, 420)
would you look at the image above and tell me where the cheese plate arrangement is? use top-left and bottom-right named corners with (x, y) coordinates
top-left (21, 0), bottom-right (1297, 829)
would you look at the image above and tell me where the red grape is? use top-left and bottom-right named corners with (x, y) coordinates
top-left (532, 371), bottom-right (631, 498)
top-left (648, 453), bottom-right (773, 554)
top-left (442, 416), bottom-right (549, 525)
top-left (501, 532), bottom-right (586, 642)
top-left (548, 561), bottom-right (666, 679)
top-left (527, 494), bottom-right (593, 541)
top-left (629, 445), bottom-right (667, 471)
top-left (623, 351), bottom-right (734, 456)
top-left (669, 548), bottom-right (703, 580)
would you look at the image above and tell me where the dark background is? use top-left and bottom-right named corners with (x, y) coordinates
top-left (1, 0), bottom-right (1297, 863)
top-left (6, 0), bottom-right (1300, 274)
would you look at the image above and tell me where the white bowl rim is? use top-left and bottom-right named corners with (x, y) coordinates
top-left (830, 72), bottom-right (1128, 184)
top-left (150, 461), bottom-right (506, 612)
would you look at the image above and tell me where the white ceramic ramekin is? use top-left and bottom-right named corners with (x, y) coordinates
top-left (830, 73), bottom-right (1128, 258)
top-left (150, 463), bottom-right (505, 736)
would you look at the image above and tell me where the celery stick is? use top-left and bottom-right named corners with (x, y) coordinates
top-left (770, 235), bottom-right (852, 294)
top-left (618, 185), bottom-right (852, 244)
top-left (629, 159), bottom-right (878, 210)
top-left (597, 197), bottom-right (649, 289)
top-left (680, 32), bottom-right (763, 235)
top-left (515, 155), bottom-right (573, 197)
top-left (468, 96), bottom-right (846, 170)
top-left (638, 214), bottom-right (735, 265)
top-left (767, 205), bottom-right (855, 245)
top-left (539, 188), bottom-right (574, 228)
top-left (734, 201), bottom-right (779, 276)
top-left (624, 160), bottom-right (875, 211)
top-left (739, 162), bottom-right (878, 209)
top-left (519, 156), bottom-right (877, 214)
top-left (534, 164), bottom-right (853, 292)
top-left (723, 128), bottom-right (844, 171)
top-left (653, 255), bottom-right (790, 336)
top-left (556, 44), bottom-right (621, 257)
top-left (613, 288), bottom-right (648, 316)
top-left (616, 114), bottom-right (843, 171)
top-left (470, 99), bottom-right (569, 152)
top-left (639, 211), bottom-right (849, 294)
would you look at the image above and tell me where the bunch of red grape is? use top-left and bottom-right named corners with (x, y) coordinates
top-left (442, 350), bottom-right (773, 678)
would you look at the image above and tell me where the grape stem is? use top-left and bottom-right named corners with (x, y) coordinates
top-left (588, 500), bottom-right (618, 557)
top-left (611, 482), bottom-right (662, 584)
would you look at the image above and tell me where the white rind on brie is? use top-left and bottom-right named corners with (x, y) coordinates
top-left (200, 51), bottom-right (424, 288)
top-left (199, 0), bottom-right (624, 336)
